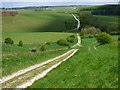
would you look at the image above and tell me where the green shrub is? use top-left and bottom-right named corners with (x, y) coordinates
top-left (4, 38), bottom-right (14, 44)
top-left (80, 27), bottom-right (101, 38)
top-left (46, 42), bottom-right (52, 45)
top-left (70, 35), bottom-right (75, 38)
top-left (88, 34), bottom-right (94, 38)
top-left (57, 39), bottom-right (69, 46)
top-left (40, 45), bottom-right (47, 51)
top-left (66, 35), bottom-right (75, 43)
top-left (96, 32), bottom-right (112, 45)
top-left (31, 49), bottom-right (36, 53)
top-left (66, 37), bottom-right (74, 43)
top-left (118, 37), bottom-right (120, 41)
top-left (18, 41), bottom-right (23, 46)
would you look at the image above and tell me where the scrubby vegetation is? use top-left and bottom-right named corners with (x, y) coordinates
top-left (4, 38), bottom-right (14, 44)
top-left (96, 32), bottom-right (112, 45)
top-left (66, 35), bottom-right (76, 43)
top-left (80, 27), bottom-right (101, 38)
top-left (40, 45), bottom-right (47, 51)
top-left (57, 39), bottom-right (69, 46)
top-left (18, 41), bottom-right (23, 46)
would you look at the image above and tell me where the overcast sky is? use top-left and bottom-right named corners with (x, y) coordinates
top-left (1, 0), bottom-right (119, 8)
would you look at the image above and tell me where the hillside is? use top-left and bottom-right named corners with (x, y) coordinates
top-left (2, 11), bottom-right (76, 32)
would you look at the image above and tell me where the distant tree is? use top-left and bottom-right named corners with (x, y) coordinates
top-left (4, 38), bottom-right (14, 44)
top-left (107, 24), bottom-right (119, 35)
top-left (18, 41), bottom-right (23, 46)
top-left (96, 32), bottom-right (112, 45)
top-left (78, 12), bottom-right (108, 32)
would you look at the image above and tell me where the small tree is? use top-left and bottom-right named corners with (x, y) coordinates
top-left (40, 45), bottom-right (47, 51)
top-left (18, 41), bottom-right (23, 46)
top-left (80, 27), bottom-right (101, 38)
top-left (4, 38), bottom-right (14, 44)
top-left (66, 37), bottom-right (74, 43)
top-left (96, 32), bottom-right (112, 45)
top-left (31, 49), bottom-right (36, 53)
top-left (57, 39), bottom-right (69, 46)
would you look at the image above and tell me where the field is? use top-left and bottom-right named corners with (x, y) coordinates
top-left (2, 49), bottom-right (69, 77)
top-left (29, 36), bottom-right (118, 88)
top-left (94, 15), bottom-right (118, 24)
top-left (2, 11), bottom-right (76, 32)
top-left (2, 32), bottom-right (73, 44)
top-left (2, 32), bottom-right (77, 77)
top-left (1, 5), bottom-right (119, 88)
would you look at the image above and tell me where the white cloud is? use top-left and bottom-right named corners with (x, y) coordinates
top-left (1, 0), bottom-right (119, 2)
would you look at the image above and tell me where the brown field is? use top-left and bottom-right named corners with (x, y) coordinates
top-left (1, 11), bottom-right (18, 16)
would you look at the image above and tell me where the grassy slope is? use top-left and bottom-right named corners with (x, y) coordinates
top-left (2, 32), bottom-right (73, 44)
top-left (29, 36), bottom-right (118, 88)
top-left (94, 15), bottom-right (118, 24)
top-left (2, 49), bottom-right (69, 77)
top-left (2, 11), bottom-right (75, 32)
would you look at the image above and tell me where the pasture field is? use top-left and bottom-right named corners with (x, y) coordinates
top-left (2, 11), bottom-right (76, 32)
top-left (2, 32), bottom-right (77, 77)
top-left (94, 15), bottom-right (118, 24)
top-left (29, 36), bottom-right (118, 88)
top-left (45, 6), bottom-right (88, 13)
top-left (2, 49), bottom-right (69, 77)
top-left (2, 32), bottom-right (73, 44)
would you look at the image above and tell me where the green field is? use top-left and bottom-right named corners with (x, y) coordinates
top-left (3, 32), bottom-right (73, 44)
top-left (2, 5), bottom-right (119, 88)
top-left (29, 36), bottom-right (118, 88)
top-left (2, 32), bottom-right (77, 76)
top-left (2, 49), bottom-right (69, 77)
top-left (94, 15), bottom-right (118, 24)
top-left (2, 11), bottom-right (76, 32)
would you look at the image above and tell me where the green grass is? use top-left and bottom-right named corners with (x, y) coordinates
top-left (2, 32), bottom-right (73, 44)
top-left (94, 15), bottom-right (118, 24)
top-left (2, 11), bottom-right (76, 32)
top-left (29, 36), bottom-right (118, 88)
top-left (2, 49), bottom-right (69, 77)
top-left (2, 32), bottom-right (77, 54)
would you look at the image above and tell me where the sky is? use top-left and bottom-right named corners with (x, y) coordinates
top-left (1, 0), bottom-right (119, 8)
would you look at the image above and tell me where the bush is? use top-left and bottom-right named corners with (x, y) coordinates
top-left (66, 37), bottom-right (74, 43)
top-left (80, 27), bottom-right (101, 38)
top-left (70, 35), bottom-right (75, 38)
top-left (4, 38), bottom-right (14, 44)
top-left (46, 42), bottom-right (52, 45)
top-left (66, 35), bottom-right (75, 43)
top-left (88, 34), bottom-right (94, 38)
top-left (31, 49), bottom-right (36, 53)
top-left (57, 39), bottom-right (69, 46)
top-left (40, 45), bottom-right (47, 51)
top-left (96, 32), bottom-right (112, 45)
top-left (118, 37), bottom-right (120, 41)
top-left (18, 41), bottom-right (23, 46)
